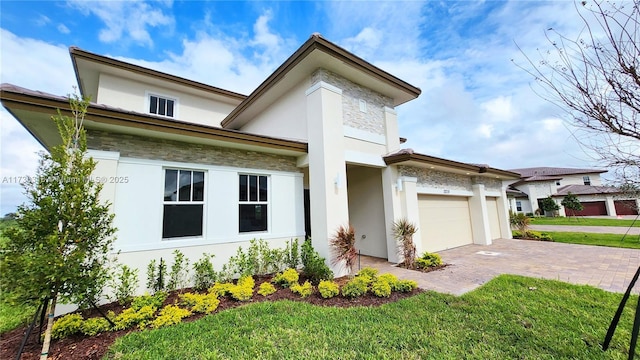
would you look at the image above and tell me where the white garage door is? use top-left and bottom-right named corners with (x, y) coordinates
top-left (486, 197), bottom-right (502, 240)
top-left (418, 195), bottom-right (473, 252)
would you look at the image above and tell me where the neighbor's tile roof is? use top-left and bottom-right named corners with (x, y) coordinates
top-left (553, 184), bottom-right (620, 196)
top-left (509, 167), bottom-right (606, 178)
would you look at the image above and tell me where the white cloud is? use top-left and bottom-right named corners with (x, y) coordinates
top-left (67, 0), bottom-right (174, 47)
top-left (480, 96), bottom-right (514, 123)
top-left (57, 23), bottom-right (70, 34)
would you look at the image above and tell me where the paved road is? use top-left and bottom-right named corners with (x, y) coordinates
top-left (530, 224), bottom-right (640, 235)
top-left (362, 238), bottom-right (640, 295)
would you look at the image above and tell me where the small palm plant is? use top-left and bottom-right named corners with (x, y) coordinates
top-left (329, 224), bottom-right (357, 274)
top-left (509, 211), bottom-right (531, 234)
top-left (393, 218), bottom-right (418, 269)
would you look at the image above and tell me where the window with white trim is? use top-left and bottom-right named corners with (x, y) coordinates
top-left (163, 169), bottom-right (204, 238)
top-left (239, 174), bottom-right (268, 233)
top-left (516, 201), bottom-right (522, 212)
top-left (149, 94), bottom-right (176, 118)
top-left (583, 176), bottom-right (591, 185)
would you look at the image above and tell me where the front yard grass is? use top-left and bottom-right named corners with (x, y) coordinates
top-left (546, 231), bottom-right (640, 249)
top-left (530, 217), bottom-right (640, 227)
top-left (106, 274), bottom-right (637, 359)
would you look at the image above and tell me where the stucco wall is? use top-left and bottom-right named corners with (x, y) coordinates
top-left (561, 174), bottom-right (603, 186)
top-left (311, 69), bottom-right (392, 135)
top-left (346, 166), bottom-right (387, 258)
top-left (398, 166), bottom-right (472, 191)
top-left (86, 130), bottom-right (301, 173)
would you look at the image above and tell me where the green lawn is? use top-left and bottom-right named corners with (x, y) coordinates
top-left (546, 231), bottom-right (640, 249)
top-left (530, 217), bottom-right (640, 227)
top-left (105, 275), bottom-right (637, 359)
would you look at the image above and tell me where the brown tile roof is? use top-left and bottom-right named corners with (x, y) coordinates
top-left (509, 166), bottom-right (606, 177)
top-left (553, 184), bottom-right (620, 196)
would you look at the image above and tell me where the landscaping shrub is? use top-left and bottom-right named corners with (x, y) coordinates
top-left (290, 281), bottom-right (313, 298)
top-left (301, 238), bottom-right (334, 284)
top-left (273, 268), bottom-right (299, 288)
top-left (396, 280), bottom-right (418, 293)
top-left (371, 279), bottom-right (392, 298)
top-left (378, 273), bottom-right (400, 291)
top-left (110, 264), bottom-right (139, 305)
top-left (341, 276), bottom-right (369, 298)
top-left (416, 252), bottom-right (442, 269)
top-left (81, 317), bottom-right (111, 336)
top-left (114, 305), bottom-right (156, 330)
top-left (509, 211), bottom-right (531, 233)
top-left (131, 292), bottom-right (167, 311)
top-left (209, 282), bottom-right (235, 297)
top-left (357, 267), bottom-right (379, 279)
top-left (179, 292), bottom-right (220, 314)
top-left (146, 258), bottom-right (168, 293)
top-left (318, 280), bottom-right (339, 299)
top-left (329, 224), bottom-right (357, 273)
top-left (51, 313), bottom-right (83, 339)
top-left (168, 250), bottom-right (190, 292)
top-left (393, 218), bottom-right (418, 268)
top-left (230, 275), bottom-right (254, 301)
top-left (192, 253), bottom-right (218, 291)
top-left (285, 238), bottom-right (300, 269)
top-left (151, 305), bottom-right (192, 328)
top-left (257, 282), bottom-right (277, 296)
top-left (512, 230), bottom-right (553, 241)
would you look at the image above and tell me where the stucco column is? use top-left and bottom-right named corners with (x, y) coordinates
top-left (305, 81), bottom-right (349, 274)
top-left (497, 188), bottom-right (513, 239)
top-left (384, 106), bottom-right (400, 153)
top-left (381, 166), bottom-right (403, 263)
top-left (605, 195), bottom-right (617, 216)
top-left (86, 149), bottom-right (120, 209)
top-left (398, 177), bottom-right (422, 256)
top-left (508, 197), bottom-right (517, 213)
top-left (468, 184), bottom-right (492, 245)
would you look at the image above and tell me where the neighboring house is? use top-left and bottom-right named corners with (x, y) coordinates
top-left (1, 34), bottom-right (519, 289)
top-left (507, 167), bottom-right (639, 216)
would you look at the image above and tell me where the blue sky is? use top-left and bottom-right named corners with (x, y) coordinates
top-left (0, 1), bottom-right (605, 215)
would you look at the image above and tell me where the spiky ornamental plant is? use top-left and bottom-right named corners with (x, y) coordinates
top-left (0, 90), bottom-right (116, 359)
top-left (329, 224), bottom-right (357, 274)
top-left (392, 218), bottom-right (417, 269)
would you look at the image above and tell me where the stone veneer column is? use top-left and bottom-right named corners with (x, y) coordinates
top-left (305, 81), bottom-right (349, 274)
top-left (381, 166), bottom-right (403, 263)
top-left (399, 177), bottom-right (422, 256)
top-left (86, 149), bottom-right (120, 209)
top-left (605, 195), bottom-right (617, 216)
top-left (469, 184), bottom-right (492, 245)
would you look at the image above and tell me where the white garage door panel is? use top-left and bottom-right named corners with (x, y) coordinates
top-left (418, 195), bottom-right (473, 252)
top-left (486, 197), bottom-right (501, 240)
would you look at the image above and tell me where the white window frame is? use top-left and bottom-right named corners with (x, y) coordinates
top-left (516, 201), bottom-right (522, 212)
top-left (162, 168), bottom-right (205, 239)
top-left (583, 176), bottom-right (591, 185)
top-left (238, 173), bottom-right (269, 233)
top-left (146, 91), bottom-right (179, 118)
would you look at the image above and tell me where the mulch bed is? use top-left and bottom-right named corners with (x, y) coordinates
top-left (396, 262), bottom-right (450, 273)
top-left (1, 275), bottom-right (424, 360)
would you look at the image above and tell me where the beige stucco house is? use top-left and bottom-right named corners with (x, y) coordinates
top-left (507, 167), bottom-right (639, 216)
top-left (1, 34), bottom-right (519, 286)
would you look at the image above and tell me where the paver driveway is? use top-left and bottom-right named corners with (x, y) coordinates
top-left (361, 238), bottom-right (640, 295)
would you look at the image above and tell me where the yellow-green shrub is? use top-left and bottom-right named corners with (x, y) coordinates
top-left (416, 252), bottom-right (442, 269)
top-left (210, 282), bottom-right (235, 297)
top-left (357, 267), bottom-right (379, 279)
top-left (341, 277), bottom-right (369, 298)
top-left (273, 268), bottom-right (299, 288)
top-left (258, 282), bottom-right (277, 296)
top-left (371, 279), bottom-right (392, 298)
top-left (237, 275), bottom-right (255, 289)
top-left (114, 305), bottom-right (157, 330)
top-left (81, 317), bottom-right (111, 336)
top-left (179, 292), bottom-right (220, 314)
top-left (318, 280), bottom-right (339, 299)
top-left (290, 281), bottom-right (313, 298)
top-left (396, 279), bottom-right (418, 293)
top-left (230, 275), bottom-right (255, 301)
top-left (51, 313), bottom-right (83, 339)
top-left (377, 273), bottom-right (400, 291)
top-left (151, 305), bottom-right (192, 328)
top-left (131, 292), bottom-right (167, 311)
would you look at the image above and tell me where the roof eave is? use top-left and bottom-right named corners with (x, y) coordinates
top-left (383, 152), bottom-right (520, 179)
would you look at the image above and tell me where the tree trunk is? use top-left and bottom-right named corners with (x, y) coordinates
top-left (40, 294), bottom-right (57, 360)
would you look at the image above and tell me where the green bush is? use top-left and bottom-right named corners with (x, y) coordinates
top-left (273, 268), bottom-right (299, 288)
top-left (377, 273), bottom-right (400, 291)
top-left (131, 292), bottom-right (167, 311)
top-left (285, 238), bottom-right (300, 269)
top-left (168, 250), bottom-right (190, 292)
top-left (146, 258), bottom-right (168, 293)
top-left (396, 280), bottom-right (418, 293)
top-left (114, 305), bottom-right (156, 330)
top-left (179, 292), bottom-right (220, 314)
top-left (290, 281), bottom-right (313, 298)
top-left (341, 277), bottom-right (369, 298)
top-left (258, 282), bottom-right (277, 296)
top-left (192, 253), bottom-right (218, 291)
top-left (318, 280), bottom-right (340, 299)
top-left (230, 275), bottom-right (254, 301)
top-left (301, 238), bottom-right (334, 284)
top-left (512, 230), bottom-right (553, 241)
top-left (110, 264), bottom-right (139, 305)
top-left (151, 305), bottom-right (192, 328)
top-left (371, 279), bottom-right (392, 298)
top-left (81, 317), bottom-right (111, 336)
top-left (51, 313), bottom-right (83, 339)
top-left (209, 282), bottom-right (235, 297)
top-left (416, 252), bottom-right (442, 269)
top-left (357, 267), bottom-right (379, 279)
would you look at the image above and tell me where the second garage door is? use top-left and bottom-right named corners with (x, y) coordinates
top-left (575, 201), bottom-right (608, 216)
top-left (418, 195), bottom-right (473, 252)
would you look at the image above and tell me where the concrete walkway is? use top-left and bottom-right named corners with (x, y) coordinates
top-left (361, 238), bottom-right (640, 295)
top-left (530, 224), bottom-right (640, 235)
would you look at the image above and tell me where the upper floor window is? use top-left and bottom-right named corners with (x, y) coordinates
top-left (556, 181), bottom-right (561, 186)
top-left (583, 176), bottom-right (591, 185)
top-left (163, 169), bottom-right (205, 238)
top-left (149, 94), bottom-right (175, 118)
top-left (239, 174), bottom-right (268, 233)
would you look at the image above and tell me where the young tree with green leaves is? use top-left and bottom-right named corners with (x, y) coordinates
top-left (0, 91), bottom-right (116, 359)
top-left (561, 192), bottom-right (584, 218)
top-left (540, 196), bottom-right (560, 217)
